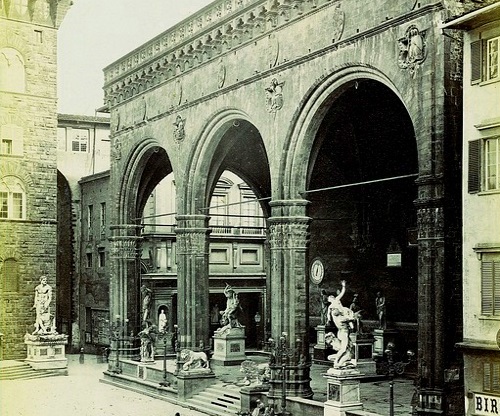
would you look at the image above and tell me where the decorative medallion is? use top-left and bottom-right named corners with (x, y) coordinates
top-left (265, 78), bottom-right (285, 113)
top-left (331, 4), bottom-right (345, 43)
top-left (173, 115), bottom-right (186, 142)
top-left (398, 25), bottom-right (427, 76)
top-left (310, 258), bottom-right (324, 285)
top-left (267, 33), bottom-right (279, 68)
top-left (217, 59), bottom-right (226, 89)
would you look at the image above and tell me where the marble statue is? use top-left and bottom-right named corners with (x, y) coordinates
top-left (325, 281), bottom-right (360, 369)
top-left (240, 360), bottom-right (270, 385)
top-left (140, 284), bottom-right (153, 323)
top-left (375, 291), bottom-right (386, 329)
top-left (180, 349), bottom-right (210, 371)
top-left (349, 293), bottom-right (364, 334)
top-left (32, 276), bottom-right (55, 335)
top-left (216, 283), bottom-right (242, 334)
top-left (158, 309), bottom-right (167, 333)
top-left (138, 322), bottom-right (157, 362)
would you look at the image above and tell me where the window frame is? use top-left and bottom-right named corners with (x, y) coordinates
top-left (468, 135), bottom-right (500, 194)
top-left (0, 176), bottom-right (26, 220)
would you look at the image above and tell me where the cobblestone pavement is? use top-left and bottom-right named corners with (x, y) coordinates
top-left (0, 354), bottom-right (415, 416)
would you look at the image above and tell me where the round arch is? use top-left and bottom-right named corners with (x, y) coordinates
top-left (282, 65), bottom-right (416, 200)
top-left (182, 108), bottom-right (271, 216)
top-left (117, 138), bottom-right (174, 225)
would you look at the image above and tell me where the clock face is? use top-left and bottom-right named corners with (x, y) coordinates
top-left (310, 258), bottom-right (324, 285)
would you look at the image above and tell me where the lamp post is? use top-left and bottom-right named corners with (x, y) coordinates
top-left (158, 327), bottom-right (170, 387)
top-left (254, 312), bottom-right (261, 349)
top-left (383, 342), bottom-right (415, 416)
top-left (107, 315), bottom-right (129, 374)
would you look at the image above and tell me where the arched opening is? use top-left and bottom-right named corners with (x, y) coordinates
top-left (57, 171), bottom-right (73, 339)
top-left (306, 79), bottom-right (418, 350)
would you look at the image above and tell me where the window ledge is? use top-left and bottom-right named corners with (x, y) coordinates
top-left (475, 116), bottom-right (500, 130)
top-left (478, 314), bottom-right (500, 321)
top-left (474, 243), bottom-right (500, 252)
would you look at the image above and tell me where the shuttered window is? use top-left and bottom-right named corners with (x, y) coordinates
top-left (482, 261), bottom-right (500, 316)
top-left (468, 139), bottom-right (481, 193)
top-left (471, 40), bottom-right (483, 84)
top-left (484, 361), bottom-right (500, 393)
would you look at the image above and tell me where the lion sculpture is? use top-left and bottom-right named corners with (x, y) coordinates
top-left (180, 349), bottom-right (210, 371)
top-left (240, 360), bottom-right (271, 385)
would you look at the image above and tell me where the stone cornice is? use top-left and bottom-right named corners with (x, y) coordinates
top-left (103, 0), bottom-right (445, 113)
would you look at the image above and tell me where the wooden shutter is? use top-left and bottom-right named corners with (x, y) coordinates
top-left (468, 139), bottom-right (481, 193)
top-left (471, 40), bottom-right (482, 84)
top-left (482, 261), bottom-right (494, 315)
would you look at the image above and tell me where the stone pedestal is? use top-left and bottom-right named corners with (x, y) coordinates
top-left (373, 328), bottom-right (397, 358)
top-left (350, 333), bottom-right (377, 376)
top-left (313, 325), bottom-right (334, 363)
top-left (24, 333), bottom-right (68, 370)
top-left (324, 369), bottom-right (363, 416)
top-left (212, 326), bottom-right (246, 365)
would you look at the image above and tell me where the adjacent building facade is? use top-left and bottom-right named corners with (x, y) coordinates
top-left (442, 3), bottom-right (500, 415)
top-left (0, 0), bottom-right (71, 359)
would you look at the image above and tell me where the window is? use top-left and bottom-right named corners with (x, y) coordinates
top-left (481, 259), bottom-right (500, 316)
top-left (484, 361), bottom-right (500, 393)
top-left (471, 36), bottom-right (500, 84)
top-left (1, 124), bottom-right (23, 155)
top-left (210, 194), bottom-right (228, 227)
top-left (210, 247), bottom-right (230, 264)
top-left (0, 176), bottom-right (26, 219)
top-left (86, 253), bottom-right (93, 268)
top-left (2, 258), bottom-right (19, 292)
top-left (240, 248), bottom-right (259, 264)
top-left (100, 202), bottom-right (106, 234)
top-left (487, 37), bottom-right (499, 81)
top-left (71, 129), bottom-right (89, 152)
top-left (87, 205), bottom-right (93, 235)
top-left (468, 137), bottom-right (500, 193)
top-left (98, 248), bottom-right (105, 267)
top-left (1, 139), bottom-right (12, 154)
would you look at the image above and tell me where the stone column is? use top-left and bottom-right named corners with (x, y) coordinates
top-left (109, 224), bottom-right (142, 362)
top-left (175, 214), bottom-right (211, 350)
top-left (415, 176), bottom-right (446, 415)
top-left (267, 199), bottom-right (313, 401)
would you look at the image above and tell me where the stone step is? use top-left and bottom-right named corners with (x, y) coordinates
top-left (0, 362), bottom-right (65, 380)
top-left (186, 383), bottom-right (241, 415)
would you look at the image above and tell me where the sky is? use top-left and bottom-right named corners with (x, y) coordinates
top-left (57, 0), bottom-right (214, 116)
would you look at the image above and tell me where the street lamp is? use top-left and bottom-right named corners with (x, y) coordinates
top-left (254, 312), bottom-right (261, 349)
top-left (158, 327), bottom-right (171, 387)
top-left (383, 342), bottom-right (415, 416)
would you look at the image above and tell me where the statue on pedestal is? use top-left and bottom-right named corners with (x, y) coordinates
top-left (32, 276), bottom-right (55, 335)
top-left (320, 289), bottom-right (331, 326)
top-left (375, 291), bottom-right (386, 329)
top-left (325, 281), bottom-right (360, 369)
top-left (138, 322), bottom-right (157, 362)
top-left (158, 309), bottom-right (167, 333)
top-left (140, 284), bottom-right (153, 324)
top-left (215, 283), bottom-right (242, 335)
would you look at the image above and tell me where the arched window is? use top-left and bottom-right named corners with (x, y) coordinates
top-left (2, 258), bottom-right (19, 292)
top-left (0, 48), bottom-right (26, 93)
top-left (0, 176), bottom-right (26, 219)
top-left (1, 124), bottom-right (24, 155)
